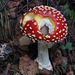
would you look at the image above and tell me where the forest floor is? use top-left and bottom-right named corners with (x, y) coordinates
top-left (0, 0), bottom-right (75, 75)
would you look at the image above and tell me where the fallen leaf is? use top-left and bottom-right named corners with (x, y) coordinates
top-left (7, 1), bottom-right (20, 9)
top-left (39, 68), bottom-right (51, 75)
top-left (66, 67), bottom-right (74, 75)
top-left (19, 55), bottom-right (38, 75)
top-left (0, 63), bottom-right (11, 75)
top-left (10, 12), bottom-right (17, 18)
top-left (50, 48), bottom-right (62, 67)
top-left (66, 71), bottom-right (74, 75)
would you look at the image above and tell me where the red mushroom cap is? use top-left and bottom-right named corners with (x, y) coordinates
top-left (20, 5), bottom-right (68, 42)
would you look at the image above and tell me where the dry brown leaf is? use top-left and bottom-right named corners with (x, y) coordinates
top-left (69, 27), bottom-right (75, 40)
top-left (17, 14), bottom-right (23, 24)
top-left (9, 7), bottom-right (16, 12)
top-left (7, 1), bottom-right (20, 8)
top-left (50, 48), bottom-right (62, 67)
top-left (39, 68), bottom-right (51, 75)
top-left (0, 63), bottom-right (11, 75)
top-left (66, 70), bottom-right (74, 75)
top-left (19, 55), bottom-right (38, 75)
top-left (10, 12), bottom-right (17, 18)
top-left (16, 73), bottom-right (21, 75)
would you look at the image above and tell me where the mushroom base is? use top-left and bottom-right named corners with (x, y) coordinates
top-left (36, 58), bottom-right (53, 71)
top-left (35, 41), bottom-right (53, 71)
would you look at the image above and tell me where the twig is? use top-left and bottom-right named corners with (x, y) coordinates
top-left (0, 67), bottom-right (4, 73)
top-left (49, 0), bottom-right (56, 7)
top-left (27, 0), bottom-right (28, 11)
top-left (47, 0), bottom-right (48, 6)
top-left (14, 68), bottom-right (26, 75)
top-left (0, 12), bottom-right (4, 38)
top-left (72, 18), bottom-right (75, 28)
top-left (18, 0), bottom-right (33, 13)
top-left (69, 2), bottom-right (75, 7)
top-left (55, 67), bottom-right (60, 75)
top-left (0, 0), bottom-right (9, 12)
top-left (56, 0), bottom-right (60, 9)
top-left (0, 63), bottom-right (11, 75)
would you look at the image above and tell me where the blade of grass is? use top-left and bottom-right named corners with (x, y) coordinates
top-left (14, 70), bottom-right (16, 75)
top-left (9, 21), bottom-right (14, 39)
top-left (0, 0), bottom-right (7, 39)
top-left (0, 12), bottom-right (3, 27)
top-left (38, 70), bottom-right (39, 75)
top-left (0, 12), bottom-right (4, 39)
top-left (4, 22), bottom-right (7, 38)
top-left (4, 1), bottom-right (14, 39)
top-left (55, 68), bottom-right (58, 75)
top-left (14, 68), bottom-right (26, 75)
top-left (0, 0), bottom-right (9, 11)
top-left (4, 0), bottom-right (8, 39)
top-left (0, 0), bottom-right (14, 39)
top-left (1, 0), bottom-right (5, 5)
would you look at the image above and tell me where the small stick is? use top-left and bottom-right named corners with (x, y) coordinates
top-left (27, 0), bottom-right (28, 11)
top-left (47, 0), bottom-right (48, 6)
top-left (0, 0), bottom-right (9, 11)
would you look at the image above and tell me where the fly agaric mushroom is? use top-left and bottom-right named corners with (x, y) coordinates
top-left (20, 5), bottom-right (68, 70)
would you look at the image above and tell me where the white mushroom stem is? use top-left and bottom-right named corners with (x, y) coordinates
top-left (36, 25), bottom-right (53, 70)
top-left (37, 41), bottom-right (53, 70)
